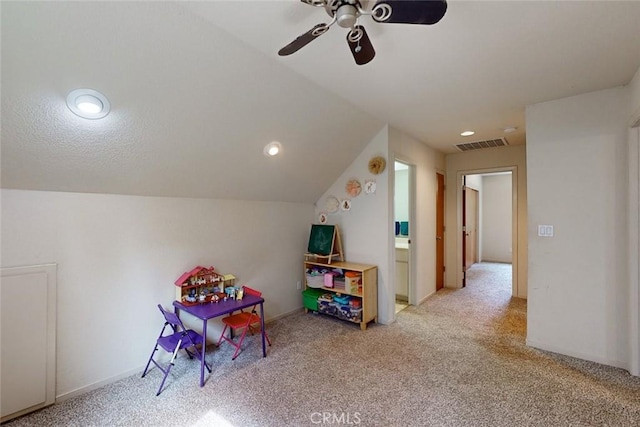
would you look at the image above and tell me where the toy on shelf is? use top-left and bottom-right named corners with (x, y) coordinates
top-left (174, 266), bottom-right (236, 306)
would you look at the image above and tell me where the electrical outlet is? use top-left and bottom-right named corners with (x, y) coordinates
top-left (296, 280), bottom-right (301, 290)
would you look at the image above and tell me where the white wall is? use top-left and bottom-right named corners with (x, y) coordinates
top-left (482, 174), bottom-right (512, 263)
top-left (0, 189), bottom-right (313, 398)
top-left (445, 146), bottom-right (528, 298)
top-left (394, 168), bottom-right (409, 224)
top-left (315, 126), bottom-right (392, 323)
top-left (627, 65), bottom-right (640, 376)
top-left (316, 126), bottom-right (445, 322)
top-left (526, 86), bottom-right (630, 369)
top-left (389, 127), bottom-right (446, 305)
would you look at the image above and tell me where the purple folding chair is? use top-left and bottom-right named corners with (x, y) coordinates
top-left (142, 304), bottom-right (211, 395)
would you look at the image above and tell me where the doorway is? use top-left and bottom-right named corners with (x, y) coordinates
top-left (462, 171), bottom-right (513, 293)
top-left (394, 160), bottom-right (413, 312)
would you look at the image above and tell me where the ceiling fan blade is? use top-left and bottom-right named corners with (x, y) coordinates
top-left (347, 25), bottom-right (375, 66)
top-left (278, 23), bottom-right (329, 56)
top-left (300, 0), bottom-right (327, 6)
top-left (372, 0), bottom-right (447, 25)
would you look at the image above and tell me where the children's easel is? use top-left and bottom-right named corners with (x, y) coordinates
top-left (305, 224), bottom-right (344, 264)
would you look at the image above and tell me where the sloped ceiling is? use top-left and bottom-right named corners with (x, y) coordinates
top-left (1, 1), bottom-right (383, 203)
top-left (2, 1), bottom-right (640, 203)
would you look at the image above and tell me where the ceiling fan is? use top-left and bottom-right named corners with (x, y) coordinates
top-left (278, 0), bottom-right (448, 65)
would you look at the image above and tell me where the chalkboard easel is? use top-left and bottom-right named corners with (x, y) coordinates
top-left (305, 224), bottom-right (344, 264)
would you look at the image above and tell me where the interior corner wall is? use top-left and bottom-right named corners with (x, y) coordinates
top-left (444, 146), bottom-right (528, 298)
top-left (388, 126), bottom-right (446, 305)
top-left (0, 189), bottom-right (313, 398)
top-left (525, 86), bottom-right (630, 369)
top-left (315, 126), bottom-right (392, 324)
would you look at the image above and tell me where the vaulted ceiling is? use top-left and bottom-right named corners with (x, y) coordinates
top-left (3, 1), bottom-right (640, 203)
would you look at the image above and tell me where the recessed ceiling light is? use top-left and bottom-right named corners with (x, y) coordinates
top-left (264, 141), bottom-right (282, 156)
top-left (460, 130), bottom-right (475, 137)
top-left (503, 126), bottom-right (517, 133)
top-left (66, 88), bottom-right (110, 119)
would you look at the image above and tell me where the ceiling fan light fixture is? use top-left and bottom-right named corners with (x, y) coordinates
top-left (279, 0), bottom-right (448, 65)
top-left (66, 88), bottom-right (110, 119)
top-left (336, 5), bottom-right (358, 28)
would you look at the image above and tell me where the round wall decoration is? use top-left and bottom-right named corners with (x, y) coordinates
top-left (318, 212), bottom-right (328, 224)
top-left (345, 179), bottom-right (362, 197)
top-left (325, 196), bottom-right (340, 214)
top-left (364, 179), bottom-right (377, 194)
top-left (368, 156), bottom-right (386, 175)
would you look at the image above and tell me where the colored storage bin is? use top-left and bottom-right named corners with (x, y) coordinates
top-left (318, 299), bottom-right (337, 316)
top-left (333, 294), bottom-right (351, 305)
top-left (349, 307), bottom-right (363, 322)
top-left (302, 288), bottom-right (324, 311)
top-left (305, 273), bottom-right (325, 288)
top-left (345, 271), bottom-right (362, 293)
top-left (324, 272), bottom-right (338, 288)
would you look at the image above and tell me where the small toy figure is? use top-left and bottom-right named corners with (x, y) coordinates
top-left (199, 292), bottom-right (206, 303)
top-left (225, 286), bottom-right (236, 300)
top-left (185, 289), bottom-right (197, 303)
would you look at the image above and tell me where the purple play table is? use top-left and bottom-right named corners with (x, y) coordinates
top-left (173, 293), bottom-right (267, 386)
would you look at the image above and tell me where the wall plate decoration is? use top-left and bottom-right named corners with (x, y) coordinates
top-left (368, 156), bottom-right (386, 175)
top-left (364, 179), bottom-right (377, 194)
top-left (325, 196), bottom-right (340, 214)
top-left (341, 199), bottom-right (352, 211)
top-left (318, 212), bottom-right (328, 224)
top-left (346, 178), bottom-right (362, 198)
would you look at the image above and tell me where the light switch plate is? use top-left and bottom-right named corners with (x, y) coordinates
top-left (538, 225), bottom-right (554, 237)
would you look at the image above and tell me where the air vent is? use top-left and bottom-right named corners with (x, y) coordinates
top-left (455, 137), bottom-right (509, 152)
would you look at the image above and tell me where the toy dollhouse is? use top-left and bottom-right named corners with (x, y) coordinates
top-left (174, 265), bottom-right (236, 305)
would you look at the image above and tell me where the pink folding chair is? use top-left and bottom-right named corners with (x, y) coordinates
top-left (217, 286), bottom-right (271, 360)
top-left (142, 304), bottom-right (211, 395)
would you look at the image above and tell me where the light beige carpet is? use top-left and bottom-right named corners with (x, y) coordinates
top-left (5, 262), bottom-right (640, 426)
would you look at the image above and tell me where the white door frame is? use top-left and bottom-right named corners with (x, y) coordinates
top-left (629, 123), bottom-right (640, 376)
top-left (393, 159), bottom-right (416, 306)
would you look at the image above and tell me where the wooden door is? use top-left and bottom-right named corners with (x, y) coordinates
top-left (435, 173), bottom-right (445, 291)
top-left (464, 187), bottom-right (479, 270)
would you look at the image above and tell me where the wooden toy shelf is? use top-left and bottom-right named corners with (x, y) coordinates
top-left (303, 260), bottom-right (378, 330)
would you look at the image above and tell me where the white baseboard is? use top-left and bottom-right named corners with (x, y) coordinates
top-left (56, 365), bottom-right (146, 402)
top-left (418, 290), bottom-right (436, 305)
top-left (267, 307), bottom-right (303, 323)
top-left (526, 339), bottom-right (630, 373)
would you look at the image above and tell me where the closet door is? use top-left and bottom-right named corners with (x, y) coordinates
top-left (1, 264), bottom-right (56, 422)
